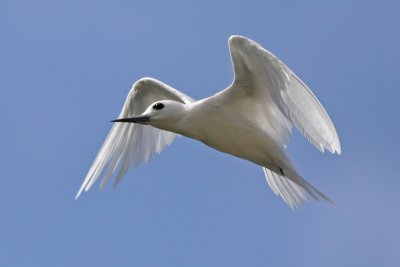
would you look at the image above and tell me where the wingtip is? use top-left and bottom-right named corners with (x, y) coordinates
top-left (336, 143), bottom-right (342, 155)
top-left (75, 182), bottom-right (88, 200)
top-left (75, 191), bottom-right (82, 200)
top-left (332, 140), bottom-right (342, 155)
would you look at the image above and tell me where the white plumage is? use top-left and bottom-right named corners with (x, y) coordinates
top-left (76, 35), bottom-right (341, 209)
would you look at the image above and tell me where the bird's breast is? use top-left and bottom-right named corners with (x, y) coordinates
top-left (178, 105), bottom-right (277, 167)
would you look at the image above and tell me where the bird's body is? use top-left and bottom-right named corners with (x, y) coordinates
top-left (171, 95), bottom-right (284, 172)
top-left (76, 35), bottom-right (341, 209)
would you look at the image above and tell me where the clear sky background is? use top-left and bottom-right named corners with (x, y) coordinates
top-left (1, 1), bottom-right (399, 266)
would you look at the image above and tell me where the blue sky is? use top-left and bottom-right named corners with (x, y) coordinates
top-left (1, 1), bottom-right (399, 266)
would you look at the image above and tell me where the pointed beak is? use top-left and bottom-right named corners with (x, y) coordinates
top-left (111, 115), bottom-right (151, 124)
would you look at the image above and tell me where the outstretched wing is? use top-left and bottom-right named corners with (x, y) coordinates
top-left (76, 78), bottom-right (194, 199)
top-left (226, 35), bottom-right (341, 154)
top-left (221, 35), bottom-right (340, 208)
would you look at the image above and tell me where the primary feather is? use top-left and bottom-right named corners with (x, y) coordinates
top-left (75, 78), bottom-right (194, 199)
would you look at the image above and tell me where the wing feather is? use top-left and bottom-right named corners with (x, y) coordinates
top-left (227, 35), bottom-right (341, 154)
top-left (76, 78), bottom-right (194, 199)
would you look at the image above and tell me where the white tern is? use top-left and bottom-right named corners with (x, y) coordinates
top-left (76, 35), bottom-right (341, 209)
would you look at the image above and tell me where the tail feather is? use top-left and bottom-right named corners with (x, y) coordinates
top-left (263, 167), bottom-right (334, 209)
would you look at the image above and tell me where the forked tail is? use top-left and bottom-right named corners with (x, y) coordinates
top-left (263, 167), bottom-right (334, 209)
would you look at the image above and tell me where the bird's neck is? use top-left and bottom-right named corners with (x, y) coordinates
top-left (172, 100), bottom-right (218, 142)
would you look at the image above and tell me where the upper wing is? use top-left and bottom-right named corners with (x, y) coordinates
top-left (225, 35), bottom-right (341, 154)
top-left (76, 78), bottom-right (194, 199)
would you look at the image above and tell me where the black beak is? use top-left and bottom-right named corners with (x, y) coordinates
top-left (111, 115), bottom-right (150, 124)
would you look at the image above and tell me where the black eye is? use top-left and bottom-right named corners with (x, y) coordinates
top-left (152, 103), bottom-right (164, 110)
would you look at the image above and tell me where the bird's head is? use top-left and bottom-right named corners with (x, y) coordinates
top-left (112, 100), bottom-right (187, 131)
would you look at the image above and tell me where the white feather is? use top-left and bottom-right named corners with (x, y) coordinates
top-left (263, 168), bottom-right (334, 209)
top-left (226, 35), bottom-right (341, 154)
top-left (75, 78), bottom-right (194, 199)
top-left (76, 36), bottom-right (341, 209)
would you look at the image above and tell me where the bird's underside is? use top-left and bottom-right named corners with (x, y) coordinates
top-left (76, 35), bottom-right (341, 209)
top-left (181, 96), bottom-right (335, 209)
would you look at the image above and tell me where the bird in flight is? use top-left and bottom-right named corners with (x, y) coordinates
top-left (76, 35), bottom-right (341, 209)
